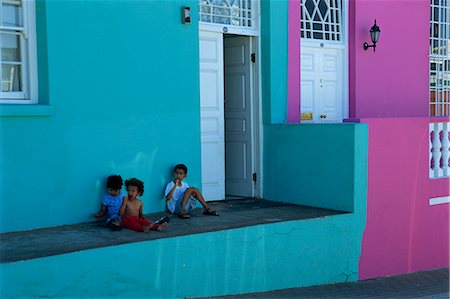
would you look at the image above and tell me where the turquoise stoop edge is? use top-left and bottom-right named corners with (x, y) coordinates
top-left (1, 124), bottom-right (368, 298)
top-left (1, 214), bottom-right (361, 299)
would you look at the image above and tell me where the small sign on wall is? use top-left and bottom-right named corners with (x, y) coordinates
top-left (429, 196), bottom-right (450, 206)
top-left (301, 112), bottom-right (313, 121)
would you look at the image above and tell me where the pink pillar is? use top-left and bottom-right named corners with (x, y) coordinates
top-left (287, 0), bottom-right (301, 123)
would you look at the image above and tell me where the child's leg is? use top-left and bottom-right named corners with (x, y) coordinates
top-left (187, 187), bottom-right (219, 216)
top-left (123, 216), bottom-right (147, 232)
top-left (106, 217), bottom-right (123, 231)
top-left (188, 187), bottom-right (209, 209)
top-left (149, 216), bottom-right (170, 231)
top-left (136, 218), bottom-right (152, 226)
top-left (180, 189), bottom-right (196, 211)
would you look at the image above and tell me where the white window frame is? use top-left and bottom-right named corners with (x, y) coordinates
top-left (199, 0), bottom-right (259, 36)
top-left (0, 0), bottom-right (38, 104)
top-left (429, 0), bottom-right (449, 116)
top-left (300, 0), bottom-right (344, 44)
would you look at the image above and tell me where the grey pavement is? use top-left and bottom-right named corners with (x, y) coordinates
top-left (200, 268), bottom-right (449, 299)
top-left (0, 198), bottom-right (345, 263)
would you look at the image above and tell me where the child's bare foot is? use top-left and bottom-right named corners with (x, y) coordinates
top-left (150, 216), bottom-right (170, 231)
top-left (155, 222), bottom-right (169, 231)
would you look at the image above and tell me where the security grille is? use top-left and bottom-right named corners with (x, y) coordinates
top-left (430, 0), bottom-right (450, 116)
top-left (199, 0), bottom-right (255, 28)
top-left (300, 0), bottom-right (343, 42)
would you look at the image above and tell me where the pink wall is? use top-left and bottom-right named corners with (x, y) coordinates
top-left (349, 0), bottom-right (430, 118)
top-left (287, 0), bottom-right (300, 123)
top-left (287, 0), bottom-right (430, 120)
top-left (358, 117), bottom-right (449, 280)
top-left (286, 0), bottom-right (447, 280)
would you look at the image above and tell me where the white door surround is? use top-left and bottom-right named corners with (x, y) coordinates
top-left (200, 31), bottom-right (260, 201)
top-left (199, 31), bottom-right (225, 200)
top-left (300, 0), bottom-right (348, 123)
top-left (301, 45), bottom-right (344, 123)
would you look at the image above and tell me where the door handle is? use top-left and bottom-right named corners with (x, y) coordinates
top-left (320, 79), bottom-right (323, 88)
top-left (320, 114), bottom-right (327, 119)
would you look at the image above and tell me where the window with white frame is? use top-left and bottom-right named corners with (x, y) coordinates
top-left (199, 0), bottom-right (256, 29)
top-left (430, 0), bottom-right (450, 116)
top-left (300, 0), bottom-right (343, 43)
top-left (0, 0), bottom-right (37, 103)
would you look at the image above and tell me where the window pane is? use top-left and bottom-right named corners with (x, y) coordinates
top-left (2, 64), bottom-right (22, 92)
top-left (199, 0), bottom-right (255, 28)
top-left (301, 0), bottom-right (342, 42)
top-left (1, 33), bottom-right (21, 62)
top-left (1, 1), bottom-right (23, 27)
top-left (429, 0), bottom-right (450, 116)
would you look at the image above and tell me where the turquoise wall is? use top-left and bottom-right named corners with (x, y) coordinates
top-left (260, 0), bottom-right (288, 124)
top-left (263, 123), bottom-right (368, 213)
top-left (0, 0), bottom-right (201, 233)
top-left (1, 215), bottom-right (364, 298)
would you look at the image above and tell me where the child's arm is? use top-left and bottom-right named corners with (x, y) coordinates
top-left (119, 196), bottom-right (128, 216)
top-left (138, 202), bottom-right (144, 218)
top-left (165, 180), bottom-right (179, 201)
top-left (94, 205), bottom-right (106, 219)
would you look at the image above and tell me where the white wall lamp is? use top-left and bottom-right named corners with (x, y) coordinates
top-left (363, 20), bottom-right (381, 52)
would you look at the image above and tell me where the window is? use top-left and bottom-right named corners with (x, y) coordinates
top-left (301, 0), bottom-right (343, 43)
top-left (430, 0), bottom-right (449, 116)
top-left (199, 0), bottom-right (256, 29)
top-left (0, 0), bottom-right (37, 104)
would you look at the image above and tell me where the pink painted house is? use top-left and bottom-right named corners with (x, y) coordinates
top-left (287, 0), bottom-right (449, 279)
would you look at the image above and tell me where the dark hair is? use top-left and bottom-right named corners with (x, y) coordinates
top-left (174, 163), bottom-right (188, 174)
top-left (106, 175), bottom-right (123, 190)
top-left (125, 178), bottom-right (144, 195)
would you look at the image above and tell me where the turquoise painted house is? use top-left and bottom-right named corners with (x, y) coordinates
top-left (0, 0), bottom-right (448, 298)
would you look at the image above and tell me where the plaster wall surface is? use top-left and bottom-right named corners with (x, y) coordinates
top-left (263, 123), bottom-right (368, 213)
top-left (358, 117), bottom-right (450, 280)
top-left (261, 0), bottom-right (289, 124)
top-left (1, 217), bottom-right (362, 299)
top-left (348, 0), bottom-right (429, 118)
top-left (0, 0), bottom-right (202, 233)
top-left (286, 0), bottom-right (430, 120)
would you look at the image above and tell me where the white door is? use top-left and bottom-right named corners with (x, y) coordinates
top-left (301, 46), bottom-right (343, 123)
top-left (200, 31), bottom-right (225, 201)
top-left (224, 36), bottom-right (253, 197)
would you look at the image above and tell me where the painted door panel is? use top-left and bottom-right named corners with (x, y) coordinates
top-left (224, 36), bottom-right (253, 197)
top-left (200, 31), bottom-right (225, 201)
top-left (301, 47), bottom-right (343, 122)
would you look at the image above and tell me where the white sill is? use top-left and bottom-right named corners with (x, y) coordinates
top-left (0, 104), bottom-right (53, 117)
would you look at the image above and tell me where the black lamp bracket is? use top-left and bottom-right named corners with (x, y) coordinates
top-left (363, 42), bottom-right (376, 51)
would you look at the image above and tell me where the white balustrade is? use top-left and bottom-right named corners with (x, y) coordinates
top-left (429, 122), bottom-right (450, 178)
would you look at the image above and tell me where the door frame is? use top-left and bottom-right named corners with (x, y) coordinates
top-left (300, 43), bottom-right (347, 122)
top-left (299, 0), bottom-right (349, 122)
top-left (199, 29), bottom-right (262, 199)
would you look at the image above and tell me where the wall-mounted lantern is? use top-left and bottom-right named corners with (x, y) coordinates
top-left (363, 20), bottom-right (380, 52)
top-left (182, 6), bottom-right (191, 24)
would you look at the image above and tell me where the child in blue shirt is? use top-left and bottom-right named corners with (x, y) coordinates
top-left (94, 175), bottom-right (125, 231)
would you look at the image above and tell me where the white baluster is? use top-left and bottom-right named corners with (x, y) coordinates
top-left (429, 123), bottom-right (434, 178)
top-left (431, 123), bottom-right (443, 178)
top-left (442, 122), bottom-right (449, 177)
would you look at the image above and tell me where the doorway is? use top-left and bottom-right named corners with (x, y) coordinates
top-left (199, 31), bottom-right (259, 201)
top-left (300, 45), bottom-right (344, 122)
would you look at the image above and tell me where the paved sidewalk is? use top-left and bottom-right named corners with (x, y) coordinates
top-left (205, 268), bottom-right (449, 298)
